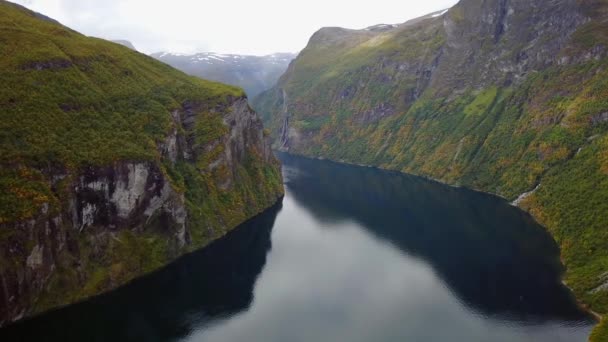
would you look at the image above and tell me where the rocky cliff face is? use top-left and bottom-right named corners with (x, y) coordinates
top-left (0, 161), bottom-right (186, 324)
top-left (257, 0), bottom-right (605, 151)
top-left (0, 95), bottom-right (282, 327)
top-left (0, 2), bottom-right (283, 326)
top-left (434, 0), bottom-right (589, 93)
top-left (254, 0), bottom-right (608, 337)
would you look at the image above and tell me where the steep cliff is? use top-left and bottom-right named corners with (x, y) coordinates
top-left (0, 1), bottom-right (283, 326)
top-left (254, 0), bottom-right (608, 337)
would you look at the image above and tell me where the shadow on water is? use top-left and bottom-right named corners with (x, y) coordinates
top-left (0, 201), bottom-right (283, 342)
top-left (0, 153), bottom-right (594, 342)
top-left (279, 153), bottom-right (592, 323)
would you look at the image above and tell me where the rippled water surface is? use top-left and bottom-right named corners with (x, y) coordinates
top-left (0, 153), bottom-right (595, 341)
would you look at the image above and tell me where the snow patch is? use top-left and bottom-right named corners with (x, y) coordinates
top-left (208, 55), bottom-right (225, 62)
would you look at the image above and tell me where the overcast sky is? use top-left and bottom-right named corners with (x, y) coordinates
top-left (13, 0), bottom-right (458, 55)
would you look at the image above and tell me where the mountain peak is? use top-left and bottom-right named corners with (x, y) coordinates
top-left (152, 51), bottom-right (296, 97)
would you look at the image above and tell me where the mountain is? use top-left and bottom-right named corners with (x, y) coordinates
top-left (151, 52), bottom-right (295, 98)
top-left (111, 39), bottom-right (137, 50)
top-left (0, 1), bottom-right (283, 326)
top-left (253, 0), bottom-right (608, 338)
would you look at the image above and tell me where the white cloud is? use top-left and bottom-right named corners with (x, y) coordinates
top-left (11, 0), bottom-right (458, 55)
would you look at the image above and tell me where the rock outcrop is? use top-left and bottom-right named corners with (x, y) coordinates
top-left (0, 95), bottom-right (283, 326)
top-left (0, 1), bottom-right (283, 326)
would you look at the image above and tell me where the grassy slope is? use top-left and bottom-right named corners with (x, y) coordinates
top-left (254, 2), bottom-right (608, 338)
top-left (0, 1), bottom-right (283, 315)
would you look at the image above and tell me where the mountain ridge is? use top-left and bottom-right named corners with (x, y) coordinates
top-left (152, 51), bottom-right (295, 98)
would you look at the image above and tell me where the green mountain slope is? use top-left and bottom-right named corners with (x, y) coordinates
top-left (0, 1), bottom-right (283, 325)
top-left (254, 0), bottom-right (608, 337)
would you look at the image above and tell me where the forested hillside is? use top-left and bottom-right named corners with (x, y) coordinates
top-left (253, 0), bottom-right (608, 338)
top-left (0, 1), bottom-right (283, 325)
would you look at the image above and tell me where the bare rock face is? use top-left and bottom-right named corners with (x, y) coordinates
top-left (214, 99), bottom-right (269, 188)
top-left (0, 161), bottom-right (188, 324)
top-left (435, 0), bottom-right (588, 94)
top-left (357, 103), bottom-right (396, 124)
top-left (72, 162), bottom-right (187, 240)
top-left (0, 1), bottom-right (283, 326)
top-left (255, 0), bottom-right (599, 154)
top-left (0, 95), bottom-right (282, 326)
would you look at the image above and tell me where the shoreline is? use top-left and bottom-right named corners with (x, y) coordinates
top-left (276, 150), bottom-right (602, 330)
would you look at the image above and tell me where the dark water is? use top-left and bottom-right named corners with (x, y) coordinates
top-left (0, 153), bottom-right (594, 341)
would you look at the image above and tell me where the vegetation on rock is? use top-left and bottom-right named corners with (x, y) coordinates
top-left (253, 0), bottom-right (608, 338)
top-left (0, 0), bottom-right (283, 325)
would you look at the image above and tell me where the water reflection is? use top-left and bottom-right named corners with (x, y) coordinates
top-left (0, 153), bottom-right (594, 342)
top-left (185, 154), bottom-right (593, 342)
top-left (0, 202), bottom-right (282, 342)
top-left (279, 153), bottom-right (588, 322)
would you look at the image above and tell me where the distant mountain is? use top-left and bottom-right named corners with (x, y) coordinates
top-left (151, 52), bottom-right (295, 98)
top-left (111, 39), bottom-right (137, 50)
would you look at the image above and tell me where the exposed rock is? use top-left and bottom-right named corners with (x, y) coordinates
top-left (590, 112), bottom-right (608, 126)
top-left (533, 115), bottom-right (565, 128)
top-left (589, 272), bottom-right (608, 294)
top-left (437, 0), bottom-right (587, 96)
top-left (357, 103), bottom-right (396, 124)
top-left (278, 88), bottom-right (291, 151)
top-left (255, 0), bottom-right (599, 157)
top-left (0, 2), bottom-right (283, 326)
top-left (512, 183), bottom-right (541, 206)
top-left (25, 246), bottom-right (44, 269)
top-left (0, 93), bottom-right (282, 325)
top-left (21, 59), bottom-right (73, 71)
